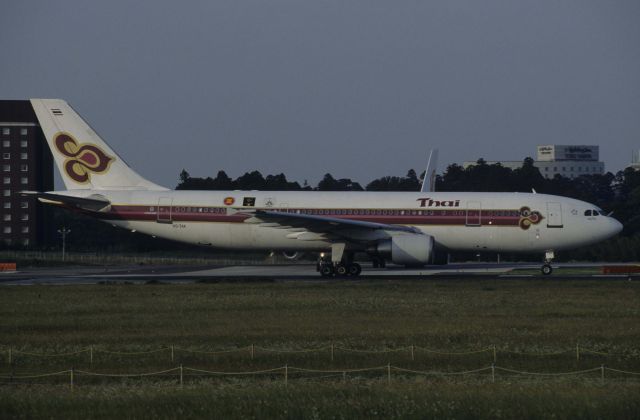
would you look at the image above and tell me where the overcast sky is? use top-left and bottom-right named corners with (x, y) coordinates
top-left (1, 1), bottom-right (639, 189)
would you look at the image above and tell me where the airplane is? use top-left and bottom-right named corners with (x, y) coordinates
top-left (23, 99), bottom-right (623, 277)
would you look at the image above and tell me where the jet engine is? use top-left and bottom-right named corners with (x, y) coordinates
top-left (374, 234), bottom-right (434, 266)
top-left (282, 251), bottom-right (303, 260)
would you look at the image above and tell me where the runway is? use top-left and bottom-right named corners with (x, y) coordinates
top-left (1, 262), bottom-right (638, 285)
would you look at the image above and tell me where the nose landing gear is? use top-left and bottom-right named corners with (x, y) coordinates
top-left (541, 250), bottom-right (554, 276)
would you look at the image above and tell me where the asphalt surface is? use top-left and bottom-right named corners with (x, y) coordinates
top-left (1, 262), bottom-right (638, 285)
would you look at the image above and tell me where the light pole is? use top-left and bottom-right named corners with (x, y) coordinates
top-left (57, 227), bottom-right (71, 262)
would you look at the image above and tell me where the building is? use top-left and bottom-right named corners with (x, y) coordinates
top-left (463, 145), bottom-right (605, 179)
top-left (0, 100), bottom-right (54, 247)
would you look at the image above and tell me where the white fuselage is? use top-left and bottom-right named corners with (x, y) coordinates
top-left (59, 189), bottom-right (622, 254)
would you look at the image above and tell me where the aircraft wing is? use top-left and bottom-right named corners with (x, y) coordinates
top-left (20, 191), bottom-right (111, 212)
top-left (247, 210), bottom-right (420, 243)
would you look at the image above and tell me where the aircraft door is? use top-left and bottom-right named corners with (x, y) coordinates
top-left (466, 201), bottom-right (481, 226)
top-left (157, 197), bottom-right (173, 224)
top-left (546, 202), bottom-right (563, 228)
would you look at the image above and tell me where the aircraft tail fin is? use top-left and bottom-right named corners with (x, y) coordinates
top-left (29, 99), bottom-right (167, 191)
top-left (420, 149), bottom-right (439, 192)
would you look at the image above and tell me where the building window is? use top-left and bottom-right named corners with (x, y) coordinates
top-left (2, 128), bottom-right (9, 135)
top-left (20, 153), bottom-right (27, 160)
top-left (553, 167), bottom-right (557, 172)
top-left (3, 190), bottom-right (10, 197)
top-left (3, 177), bottom-right (9, 185)
top-left (21, 226), bottom-right (29, 234)
top-left (3, 214), bottom-right (11, 221)
top-left (2, 153), bottom-right (10, 160)
top-left (20, 140), bottom-right (27, 148)
top-left (20, 128), bottom-right (27, 136)
top-left (3, 202), bottom-right (10, 209)
top-left (2, 141), bottom-right (9, 148)
top-left (21, 177), bottom-right (28, 185)
top-left (21, 213), bottom-right (28, 221)
top-left (20, 201), bottom-right (28, 209)
top-left (3, 227), bottom-right (11, 234)
top-left (22, 239), bottom-right (29, 246)
top-left (544, 167), bottom-right (548, 172)
top-left (20, 164), bottom-right (27, 172)
top-left (2, 165), bottom-right (9, 172)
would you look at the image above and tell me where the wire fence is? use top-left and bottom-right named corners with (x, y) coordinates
top-left (0, 364), bottom-right (638, 389)
top-left (3, 344), bottom-right (637, 365)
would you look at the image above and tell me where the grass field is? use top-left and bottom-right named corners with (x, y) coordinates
top-left (1, 278), bottom-right (640, 418)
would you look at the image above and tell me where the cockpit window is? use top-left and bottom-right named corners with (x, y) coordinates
top-left (584, 210), bottom-right (592, 216)
top-left (593, 210), bottom-right (599, 216)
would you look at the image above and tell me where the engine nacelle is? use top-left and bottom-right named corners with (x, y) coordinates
top-left (376, 234), bottom-right (434, 266)
top-left (282, 251), bottom-right (303, 260)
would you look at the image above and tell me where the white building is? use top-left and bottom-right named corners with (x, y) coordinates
top-left (463, 145), bottom-right (605, 179)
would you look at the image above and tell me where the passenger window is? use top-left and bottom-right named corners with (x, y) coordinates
top-left (584, 210), bottom-right (592, 216)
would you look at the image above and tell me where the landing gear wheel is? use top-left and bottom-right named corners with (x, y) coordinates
top-left (336, 264), bottom-right (348, 276)
top-left (541, 264), bottom-right (553, 276)
top-left (320, 264), bottom-right (334, 277)
top-left (348, 263), bottom-right (362, 277)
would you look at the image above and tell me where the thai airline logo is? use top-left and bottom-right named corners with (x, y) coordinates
top-left (417, 198), bottom-right (460, 207)
top-left (519, 207), bottom-right (544, 230)
top-left (54, 133), bottom-right (114, 184)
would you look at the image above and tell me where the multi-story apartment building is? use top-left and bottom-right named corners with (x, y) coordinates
top-left (0, 100), bottom-right (54, 247)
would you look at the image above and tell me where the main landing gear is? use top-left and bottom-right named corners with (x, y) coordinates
top-left (316, 246), bottom-right (362, 278)
top-left (541, 250), bottom-right (554, 276)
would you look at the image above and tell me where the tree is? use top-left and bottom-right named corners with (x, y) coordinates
top-left (179, 169), bottom-right (190, 184)
top-left (317, 173), bottom-right (363, 191)
top-left (366, 169), bottom-right (420, 191)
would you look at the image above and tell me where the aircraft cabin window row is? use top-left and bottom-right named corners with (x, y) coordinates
top-left (150, 207), bottom-right (531, 217)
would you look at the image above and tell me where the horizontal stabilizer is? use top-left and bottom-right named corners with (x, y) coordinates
top-left (20, 191), bottom-right (111, 212)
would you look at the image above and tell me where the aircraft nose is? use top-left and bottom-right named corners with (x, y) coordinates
top-left (611, 218), bottom-right (623, 236)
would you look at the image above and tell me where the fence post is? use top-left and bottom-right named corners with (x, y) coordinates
top-left (387, 363), bottom-right (391, 385)
top-left (491, 364), bottom-right (495, 383)
top-left (171, 345), bottom-right (174, 363)
top-left (90, 346), bottom-right (93, 365)
top-left (410, 345), bottom-right (414, 361)
top-left (576, 343), bottom-right (580, 361)
top-left (601, 365), bottom-right (604, 385)
top-left (342, 371), bottom-right (346, 382)
top-left (70, 368), bottom-right (74, 391)
top-left (179, 364), bottom-right (183, 388)
top-left (8, 348), bottom-right (11, 365)
top-left (331, 344), bottom-right (334, 362)
top-left (284, 365), bottom-right (288, 386)
top-left (493, 345), bottom-right (497, 363)
top-left (251, 344), bottom-right (254, 360)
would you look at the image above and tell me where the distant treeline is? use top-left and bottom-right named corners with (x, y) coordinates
top-left (15, 158), bottom-right (640, 261)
